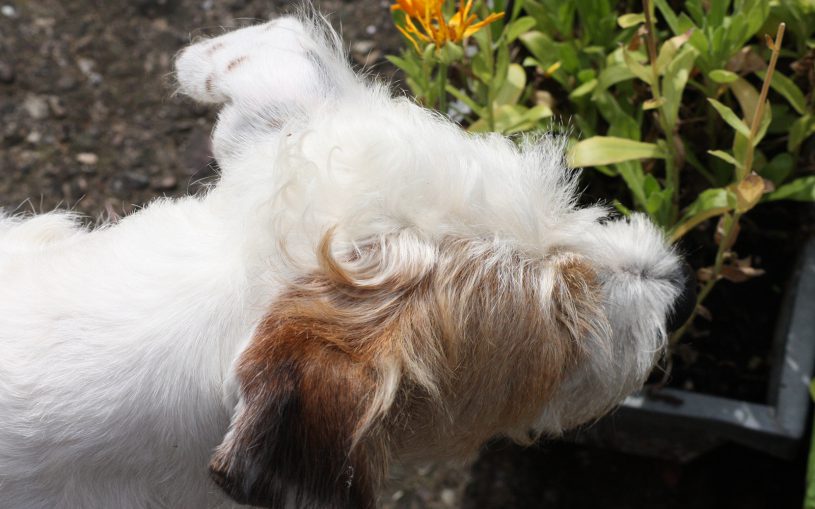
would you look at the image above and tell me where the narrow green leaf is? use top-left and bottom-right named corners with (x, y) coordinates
top-left (519, 31), bottom-right (557, 68)
top-left (709, 69), bottom-right (739, 84)
top-left (670, 188), bottom-right (737, 241)
top-left (663, 47), bottom-right (698, 127)
top-left (789, 115), bottom-right (815, 153)
top-left (385, 55), bottom-right (420, 77)
top-left (708, 98), bottom-right (752, 138)
top-left (595, 64), bottom-right (636, 92)
top-left (506, 16), bottom-right (537, 42)
top-left (623, 49), bottom-right (654, 86)
top-left (569, 79), bottom-right (597, 99)
top-left (708, 150), bottom-right (742, 168)
top-left (494, 63), bottom-right (526, 107)
top-left (653, 0), bottom-right (683, 35)
top-left (617, 13), bottom-right (645, 28)
top-left (729, 78), bottom-right (760, 125)
top-left (656, 30), bottom-right (693, 74)
top-left (643, 97), bottom-right (666, 110)
top-left (753, 103), bottom-right (773, 146)
top-left (568, 136), bottom-right (666, 167)
top-left (765, 176), bottom-right (815, 202)
top-left (757, 69), bottom-right (808, 115)
top-left (445, 85), bottom-right (486, 118)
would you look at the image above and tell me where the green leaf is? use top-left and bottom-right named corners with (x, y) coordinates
top-left (753, 102), bottom-right (773, 146)
top-left (756, 70), bottom-right (808, 115)
top-left (623, 49), bottom-right (654, 86)
top-left (643, 97), bottom-right (666, 110)
top-left (789, 115), bottom-right (815, 153)
top-left (595, 64), bottom-right (636, 92)
top-left (569, 79), bottom-right (597, 99)
top-left (504, 104), bottom-right (554, 134)
top-left (617, 13), bottom-right (645, 28)
top-left (663, 47), bottom-right (698, 127)
top-left (519, 31), bottom-right (557, 68)
top-left (656, 30), bottom-right (693, 74)
top-left (506, 16), bottom-right (537, 42)
top-left (493, 43), bottom-right (511, 94)
top-left (642, 175), bottom-right (673, 226)
top-left (438, 42), bottom-right (464, 64)
top-left (653, 0), bottom-right (683, 35)
top-left (761, 153), bottom-right (794, 186)
top-left (385, 54), bottom-right (420, 77)
top-left (708, 150), bottom-right (742, 168)
top-left (708, 98), bottom-right (752, 138)
top-left (568, 136), bottom-right (666, 167)
top-left (765, 176), bottom-right (815, 202)
top-left (494, 63), bottom-right (526, 107)
top-left (729, 78), bottom-right (760, 125)
top-left (445, 85), bottom-right (486, 118)
top-left (670, 188), bottom-right (737, 241)
top-left (709, 69), bottom-right (740, 84)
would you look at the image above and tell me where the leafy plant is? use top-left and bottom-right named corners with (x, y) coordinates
top-left (388, 0), bottom-right (554, 134)
top-left (388, 0), bottom-right (815, 344)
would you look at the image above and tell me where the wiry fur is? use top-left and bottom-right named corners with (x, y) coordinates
top-left (0, 12), bottom-right (685, 509)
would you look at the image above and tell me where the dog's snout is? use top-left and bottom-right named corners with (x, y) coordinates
top-left (666, 262), bottom-right (696, 333)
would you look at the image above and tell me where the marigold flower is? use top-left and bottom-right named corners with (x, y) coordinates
top-left (392, 0), bottom-right (504, 52)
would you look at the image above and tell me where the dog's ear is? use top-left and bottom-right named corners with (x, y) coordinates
top-left (209, 314), bottom-right (385, 509)
top-left (175, 16), bottom-right (356, 162)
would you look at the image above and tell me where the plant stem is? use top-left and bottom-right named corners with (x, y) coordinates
top-left (740, 23), bottom-right (785, 181)
top-left (642, 0), bottom-right (682, 225)
top-left (670, 211), bottom-right (742, 345)
top-left (485, 27), bottom-right (496, 131)
top-left (642, 1), bottom-right (659, 86)
top-left (437, 61), bottom-right (449, 115)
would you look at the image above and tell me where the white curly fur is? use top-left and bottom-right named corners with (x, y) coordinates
top-left (0, 13), bottom-right (684, 509)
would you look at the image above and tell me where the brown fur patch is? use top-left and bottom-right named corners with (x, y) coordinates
top-left (209, 316), bottom-right (383, 508)
top-left (210, 233), bottom-right (604, 505)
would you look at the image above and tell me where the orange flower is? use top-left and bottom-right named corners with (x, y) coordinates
top-left (392, 0), bottom-right (504, 52)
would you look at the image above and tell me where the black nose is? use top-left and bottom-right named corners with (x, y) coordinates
top-left (667, 262), bottom-right (696, 333)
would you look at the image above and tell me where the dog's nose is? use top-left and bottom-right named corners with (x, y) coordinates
top-left (666, 262), bottom-right (696, 332)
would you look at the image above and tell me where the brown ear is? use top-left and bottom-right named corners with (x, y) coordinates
top-left (209, 316), bottom-right (384, 509)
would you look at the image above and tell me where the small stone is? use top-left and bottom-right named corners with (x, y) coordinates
top-left (1, 5), bottom-right (17, 17)
top-left (365, 24), bottom-right (377, 35)
top-left (76, 152), bottom-right (99, 165)
top-left (152, 175), bottom-right (177, 191)
top-left (77, 57), bottom-right (102, 85)
top-left (47, 96), bottom-right (67, 118)
top-left (352, 40), bottom-right (376, 55)
top-left (440, 488), bottom-right (456, 506)
top-left (0, 61), bottom-right (14, 84)
top-left (25, 131), bottom-right (42, 144)
top-left (23, 94), bottom-right (49, 120)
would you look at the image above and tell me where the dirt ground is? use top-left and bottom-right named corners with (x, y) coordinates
top-left (0, 1), bottom-right (807, 507)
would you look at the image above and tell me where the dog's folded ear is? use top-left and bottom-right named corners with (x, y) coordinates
top-left (175, 15), bottom-right (357, 161)
top-left (176, 17), bottom-right (350, 108)
top-left (209, 314), bottom-right (384, 509)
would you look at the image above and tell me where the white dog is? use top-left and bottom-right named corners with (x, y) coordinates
top-left (0, 12), bottom-right (694, 509)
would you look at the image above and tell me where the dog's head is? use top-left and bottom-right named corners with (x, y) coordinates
top-left (176, 13), bottom-right (694, 509)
